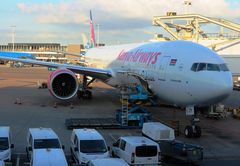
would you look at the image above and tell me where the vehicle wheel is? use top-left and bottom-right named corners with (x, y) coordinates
top-left (112, 151), bottom-right (115, 158)
top-left (194, 125), bottom-right (202, 138)
top-left (26, 147), bottom-right (30, 161)
top-left (184, 125), bottom-right (193, 138)
top-left (162, 155), bottom-right (170, 162)
top-left (70, 148), bottom-right (74, 161)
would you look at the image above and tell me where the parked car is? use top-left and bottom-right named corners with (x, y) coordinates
top-left (26, 128), bottom-right (67, 166)
top-left (0, 126), bottom-right (14, 161)
top-left (70, 129), bottom-right (109, 165)
top-left (112, 136), bottom-right (161, 165)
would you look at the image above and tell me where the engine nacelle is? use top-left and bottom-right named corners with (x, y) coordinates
top-left (48, 69), bottom-right (78, 100)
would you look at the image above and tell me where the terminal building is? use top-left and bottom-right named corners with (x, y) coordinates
top-left (0, 43), bottom-right (85, 64)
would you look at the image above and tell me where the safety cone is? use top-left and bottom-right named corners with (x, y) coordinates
top-left (70, 103), bottom-right (74, 109)
top-left (54, 102), bottom-right (57, 108)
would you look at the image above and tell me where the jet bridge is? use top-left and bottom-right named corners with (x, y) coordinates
top-left (152, 13), bottom-right (240, 76)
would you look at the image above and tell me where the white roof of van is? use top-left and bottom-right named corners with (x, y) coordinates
top-left (29, 128), bottom-right (58, 139)
top-left (0, 126), bottom-right (10, 137)
top-left (33, 149), bottom-right (68, 166)
top-left (90, 158), bottom-right (129, 166)
top-left (73, 129), bottom-right (104, 140)
top-left (121, 136), bottom-right (158, 146)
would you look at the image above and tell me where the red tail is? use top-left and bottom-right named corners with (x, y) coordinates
top-left (90, 10), bottom-right (96, 47)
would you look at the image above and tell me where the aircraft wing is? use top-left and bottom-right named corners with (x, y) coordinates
top-left (0, 56), bottom-right (112, 81)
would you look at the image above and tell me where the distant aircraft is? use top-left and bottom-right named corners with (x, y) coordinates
top-left (0, 51), bottom-right (34, 67)
top-left (0, 11), bottom-right (233, 138)
top-left (0, 51), bottom-right (34, 59)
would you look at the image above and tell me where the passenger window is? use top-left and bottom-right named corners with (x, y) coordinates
top-left (136, 146), bottom-right (158, 157)
top-left (120, 140), bottom-right (126, 151)
top-left (191, 63), bottom-right (198, 71)
top-left (197, 63), bottom-right (206, 71)
top-left (207, 64), bottom-right (220, 71)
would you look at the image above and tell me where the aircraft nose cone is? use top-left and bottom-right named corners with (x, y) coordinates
top-left (214, 73), bottom-right (233, 101)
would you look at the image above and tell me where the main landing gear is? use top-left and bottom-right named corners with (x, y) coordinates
top-left (77, 75), bottom-right (95, 100)
top-left (184, 106), bottom-right (202, 138)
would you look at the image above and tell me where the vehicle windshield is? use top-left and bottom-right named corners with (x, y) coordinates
top-left (80, 140), bottom-right (107, 153)
top-left (34, 139), bottom-right (61, 149)
top-left (136, 146), bottom-right (157, 157)
top-left (0, 137), bottom-right (9, 150)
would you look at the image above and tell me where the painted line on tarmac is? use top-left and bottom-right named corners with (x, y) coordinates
top-left (16, 156), bottom-right (20, 166)
top-left (109, 133), bottom-right (117, 141)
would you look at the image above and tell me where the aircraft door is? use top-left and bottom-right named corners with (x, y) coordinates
top-left (158, 56), bottom-right (170, 81)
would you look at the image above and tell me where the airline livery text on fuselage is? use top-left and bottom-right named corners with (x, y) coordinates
top-left (117, 49), bottom-right (161, 65)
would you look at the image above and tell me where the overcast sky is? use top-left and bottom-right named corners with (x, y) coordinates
top-left (0, 0), bottom-right (239, 45)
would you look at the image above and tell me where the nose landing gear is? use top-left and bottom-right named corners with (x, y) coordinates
top-left (184, 106), bottom-right (202, 138)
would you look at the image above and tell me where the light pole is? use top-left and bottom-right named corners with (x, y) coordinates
top-left (96, 24), bottom-right (100, 46)
top-left (10, 26), bottom-right (16, 51)
top-left (184, 0), bottom-right (192, 15)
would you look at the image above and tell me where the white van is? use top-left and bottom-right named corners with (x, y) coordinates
top-left (26, 128), bottom-right (67, 166)
top-left (30, 149), bottom-right (68, 166)
top-left (0, 127), bottom-right (14, 161)
top-left (112, 136), bottom-right (161, 165)
top-left (70, 129), bottom-right (109, 164)
top-left (87, 158), bottom-right (129, 166)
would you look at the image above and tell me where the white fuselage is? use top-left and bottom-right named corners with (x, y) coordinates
top-left (85, 41), bottom-right (233, 106)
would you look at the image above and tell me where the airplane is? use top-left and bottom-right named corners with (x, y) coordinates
top-left (0, 51), bottom-right (34, 66)
top-left (0, 51), bottom-right (34, 59)
top-left (0, 11), bottom-right (233, 138)
top-left (0, 40), bottom-right (233, 136)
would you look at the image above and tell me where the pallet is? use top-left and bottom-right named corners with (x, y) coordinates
top-left (65, 118), bottom-right (121, 130)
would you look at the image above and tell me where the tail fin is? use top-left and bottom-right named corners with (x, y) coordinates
top-left (89, 10), bottom-right (96, 48)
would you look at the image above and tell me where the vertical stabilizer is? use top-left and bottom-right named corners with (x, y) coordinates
top-left (90, 10), bottom-right (96, 48)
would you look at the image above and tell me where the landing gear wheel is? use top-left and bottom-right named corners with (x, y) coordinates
top-left (194, 125), bottom-right (202, 138)
top-left (184, 125), bottom-right (193, 138)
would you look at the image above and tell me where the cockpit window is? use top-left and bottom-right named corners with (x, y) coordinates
top-left (191, 63), bottom-right (229, 72)
top-left (197, 63), bottom-right (207, 71)
top-left (207, 64), bottom-right (220, 71)
top-left (219, 64), bottom-right (229, 71)
top-left (191, 63), bottom-right (198, 72)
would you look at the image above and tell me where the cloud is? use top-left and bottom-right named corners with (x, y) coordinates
top-left (16, 0), bottom-right (240, 44)
top-left (17, 0), bottom-right (240, 21)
